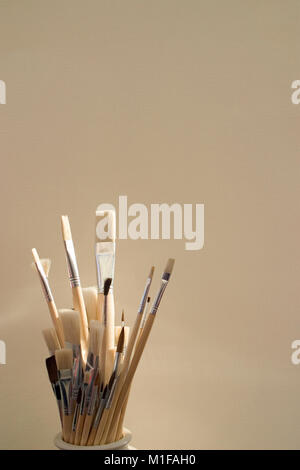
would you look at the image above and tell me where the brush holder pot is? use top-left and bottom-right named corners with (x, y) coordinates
top-left (54, 428), bottom-right (134, 450)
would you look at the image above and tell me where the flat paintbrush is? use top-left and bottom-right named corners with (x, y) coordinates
top-left (45, 355), bottom-right (63, 425)
top-left (42, 328), bottom-right (61, 356)
top-left (95, 210), bottom-right (116, 352)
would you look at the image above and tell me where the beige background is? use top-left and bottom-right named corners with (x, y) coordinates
top-left (0, 0), bottom-right (299, 449)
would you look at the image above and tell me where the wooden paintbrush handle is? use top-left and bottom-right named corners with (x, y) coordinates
top-left (96, 292), bottom-right (104, 322)
top-left (62, 414), bottom-right (73, 443)
top-left (106, 314), bottom-right (155, 443)
top-left (106, 292), bottom-right (115, 351)
top-left (80, 414), bottom-right (94, 446)
top-left (74, 413), bottom-right (85, 445)
top-left (72, 286), bottom-right (89, 347)
top-left (87, 425), bottom-right (97, 446)
top-left (93, 407), bottom-right (110, 445)
top-left (48, 301), bottom-right (64, 347)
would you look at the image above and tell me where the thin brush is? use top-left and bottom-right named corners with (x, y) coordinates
top-left (45, 356), bottom-right (63, 425)
top-left (42, 328), bottom-right (60, 356)
top-left (95, 266), bottom-right (155, 443)
top-left (87, 385), bottom-right (109, 446)
top-left (105, 260), bottom-right (174, 444)
top-left (121, 310), bottom-right (125, 328)
top-left (61, 215), bottom-right (89, 350)
top-left (95, 210), bottom-right (116, 352)
top-left (55, 348), bottom-right (74, 443)
top-left (99, 278), bottom-right (112, 387)
top-left (32, 248), bottom-right (64, 347)
top-left (74, 371), bottom-right (91, 445)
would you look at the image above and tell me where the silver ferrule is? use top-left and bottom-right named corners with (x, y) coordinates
top-left (87, 385), bottom-right (98, 416)
top-left (72, 403), bottom-right (80, 432)
top-left (64, 240), bottom-right (80, 288)
top-left (93, 396), bottom-right (106, 428)
top-left (84, 369), bottom-right (97, 410)
top-left (150, 280), bottom-right (168, 315)
top-left (58, 369), bottom-right (72, 415)
top-left (79, 385), bottom-right (87, 415)
top-left (106, 377), bottom-right (118, 409)
top-left (112, 352), bottom-right (121, 375)
top-left (71, 356), bottom-right (83, 400)
top-left (35, 262), bottom-right (53, 302)
top-left (138, 276), bottom-right (152, 315)
top-left (95, 242), bottom-right (115, 293)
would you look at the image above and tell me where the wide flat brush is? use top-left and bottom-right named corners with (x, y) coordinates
top-left (61, 215), bottom-right (89, 351)
top-left (105, 260), bottom-right (174, 444)
top-left (95, 210), bottom-right (116, 352)
top-left (55, 348), bottom-right (74, 443)
top-left (42, 328), bottom-right (61, 356)
top-left (32, 248), bottom-right (64, 347)
top-left (82, 286), bottom-right (98, 324)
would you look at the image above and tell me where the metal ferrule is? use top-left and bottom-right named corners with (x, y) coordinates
top-left (79, 384), bottom-right (88, 415)
top-left (84, 368), bottom-right (97, 410)
top-left (71, 357), bottom-right (83, 400)
top-left (58, 369), bottom-right (72, 415)
top-left (106, 377), bottom-right (118, 409)
top-left (150, 280), bottom-right (168, 315)
top-left (112, 351), bottom-right (121, 376)
top-left (35, 262), bottom-right (53, 302)
top-left (93, 396), bottom-right (107, 428)
top-left (138, 277), bottom-right (152, 314)
top-left (95, 242), bottom-right (115, 293)
top-left (64, 240), bottom-right (80, 288)
top-left (72, 403), bottom-right (80, 432)
top-left (87, 385), bottom-right (98, 416)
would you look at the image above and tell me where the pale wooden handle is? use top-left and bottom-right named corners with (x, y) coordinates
top-left (80, 414), bottom-right (94, 446)
top-left (96, 292), bottom-right (104, 322)
top-left (93, 407), bottom-right (109, 445)
top-left (48, 301), bottom-right (65, 347)
top-left (73, 286), bottom-right (89, 347)
top-left (105, 314), bottom-right (155, 443)
top-left (106, 292), bottom-right (115, 351)
top-left (62, 414), bottom-right (73, 443)
top-left (74, 413), bottom-right (85, 445)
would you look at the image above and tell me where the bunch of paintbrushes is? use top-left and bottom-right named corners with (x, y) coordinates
top-left (32, 210), bottom-right (174, 445)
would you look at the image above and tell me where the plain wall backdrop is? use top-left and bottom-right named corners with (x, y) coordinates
top-left (0, 0), bottom-right (299, 449)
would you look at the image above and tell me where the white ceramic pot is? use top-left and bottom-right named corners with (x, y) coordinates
top-left (54, 428), bottom-right (135, 450)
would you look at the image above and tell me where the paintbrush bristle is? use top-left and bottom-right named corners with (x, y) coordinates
top-left (121, 309), bottom-right (125, 323)
top-left (82, 286), bottom-right (98, 324)
top-left (61, 215), bottom-right (72, 241)
top-left (59, 309), bottom-right (81, 345)
top-left (104, 278), bottom-right (112, 296)
top-left (116, 327), bottom-right (125, 354)
top-left (163, 258), bottom-right (175, 280)
top-left (149, 266), bottom-right (155, 279)
top-left (46, 356), bottom-right (58, 384)
top-left (55, 348), bottom-right (73, 370)
top-left (89, 320), bottom-right (104, 356)
top-left (42, 328), bottom-right (60, 355)
top-left (31, 258), bottom-right (51, 277)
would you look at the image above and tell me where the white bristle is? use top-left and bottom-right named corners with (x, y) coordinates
top-left (55, 348), bottom-right (73, 370)
top-left (89, 320), bottom-right (104, 356)
top-left (42, 328), bottom-right (60, 355)
top-left (82, 287), bottom-right (98, 323)
top-left (59, 309), bottom-right (81, 346)
top-left (31, 258), bottom-right (51, 277)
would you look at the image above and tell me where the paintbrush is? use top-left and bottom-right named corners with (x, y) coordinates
top-left (74, 371), bottom-right (91, 445)
top-left (32, 248), bottom-right (64, 347)
top-left (42, 328), bottom-right (61, 356)
top-left (80, 373), bottom-right (100, 446)
top-left (61, 215), bottom-right (89, 350)
top-left (45, 356), bottom-right (63, 425)
top-left (95, 210), bottom-right (116, 352)
top-left (105, 260), bottom-right (174, 444)
top-left (55, 348), bottom-right (74, 443)
top-left (87, 385), bottom-right (109, 446)
top-left (70, 387), bottom-right (82, 444)
top-left (99, 278), bottom-right (112, 387)
top-left (139, 296), bottom-right (151, 340)
top-left (95, 266), bottom-right (155, 443)
top-left (86, 320), bottom-right (103, 373)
